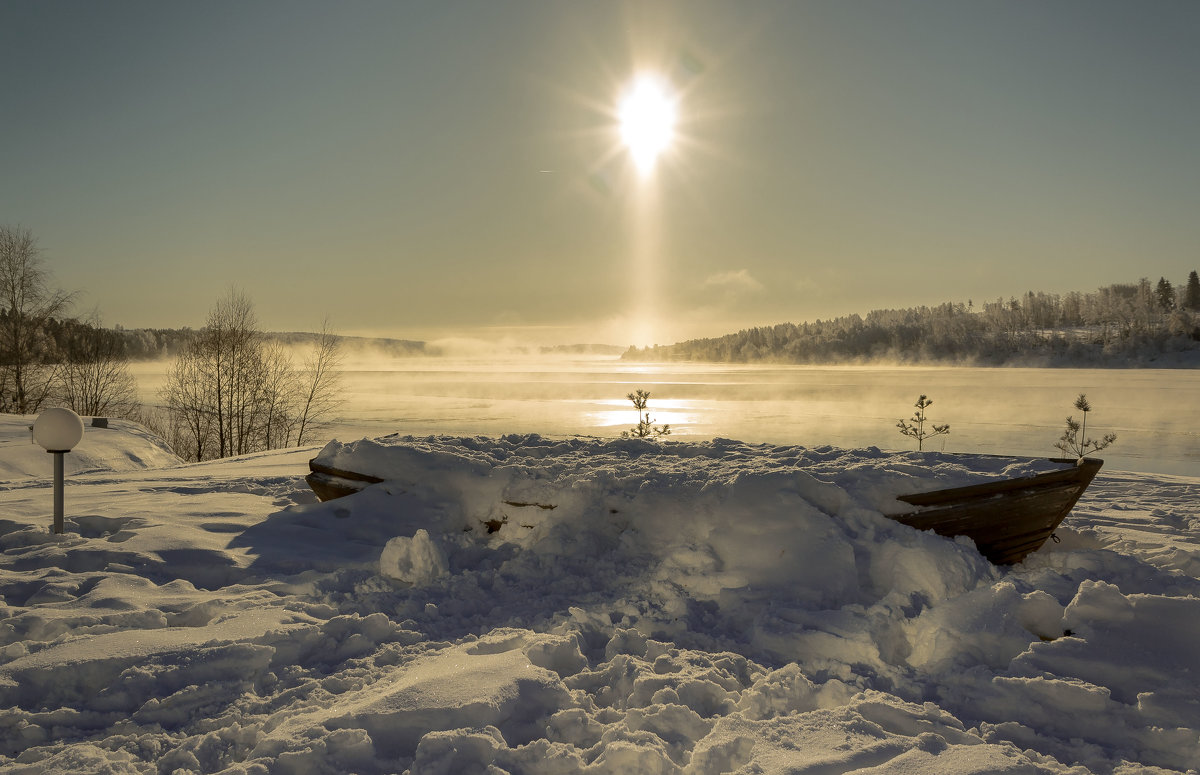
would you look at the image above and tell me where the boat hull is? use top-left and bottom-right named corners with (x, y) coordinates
top-left (892, 458), bottom-right (1103, 565)
top-left (306, 461), bottom-right (384, 502)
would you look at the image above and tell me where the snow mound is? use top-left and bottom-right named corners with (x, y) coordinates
top-left (0, 414), bottom-right (181, 480)
top-left (380, 528), bottom-right (449, 584)
top-left (310, 434), bottom-right (1027, 623)
top-left (316, 433), bottom-right (1066, 515)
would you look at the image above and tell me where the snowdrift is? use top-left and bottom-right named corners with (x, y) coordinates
top-left (0, 425), bottom-right (1197, 773)
top-left (0, 414), bottom-right (181, 480)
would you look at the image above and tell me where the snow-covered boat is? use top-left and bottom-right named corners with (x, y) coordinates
top-left (305, 452), bottom-right (1103, 566)
top-left (891, 457), bottom-right (1103, 564)
top-left (306, 460), bottom-right (387, 502)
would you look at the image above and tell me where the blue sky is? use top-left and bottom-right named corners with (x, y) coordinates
top-left (3, 1), bottom-right (1198, 346)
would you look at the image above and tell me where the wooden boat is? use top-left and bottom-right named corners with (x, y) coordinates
top-left (892, 458), bottom-right (1103, 565)
top-left (306, 460), bottom-right (386, 503)
top-left (306, 456), bottom-right (1103, 566)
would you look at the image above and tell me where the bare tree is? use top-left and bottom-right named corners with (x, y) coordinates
top-left (58, 314), bottom-right (141, 419)
top-left (294, 319), bottom-right (343, 446)
top-left (161, 343), bottom-right (217, 462)
top-left (159, 290), bottom-right (260, 461)
top-left (258, 340), bottom-right (299, 450)
top-left (159, 290), bottom-right (344, 461)
top-left (0, 225), bottom-right (74, 413)
top-left (203, 290), bottom-right (264, 457)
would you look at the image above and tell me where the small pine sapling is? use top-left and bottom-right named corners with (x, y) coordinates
top-left (622, 389), bottom-right (671, 439)
top-left (1054, 393), bottom-right (1116, 464)
top-left (897, 394), bottom-right (950, 451)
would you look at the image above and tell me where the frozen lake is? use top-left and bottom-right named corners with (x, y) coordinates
top-left (134, 356), bottom-right (1199, 477)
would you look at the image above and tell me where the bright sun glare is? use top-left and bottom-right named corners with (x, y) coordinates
top-left (619, 74), bottom-right (677, 175)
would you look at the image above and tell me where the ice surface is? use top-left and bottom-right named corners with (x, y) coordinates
top-left (1, 422), bottom-right (1197, 773)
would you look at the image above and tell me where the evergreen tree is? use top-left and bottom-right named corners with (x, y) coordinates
top-left (1184, 270), bottom-right (1200, 311)
top-left (1155, 277), bottom-right (1176, 310)
top-left (897, 395), bottom-right (949, 451)
top-left (1053, 394), bottom-right (1117, 463)
top-left (621, 389), bottom-right (670, 439)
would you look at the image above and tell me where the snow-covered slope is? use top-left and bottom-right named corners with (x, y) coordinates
top-left (0, 424), bottom-right (1197, 773)
top-left (0, 414), bottom-right (181, 480)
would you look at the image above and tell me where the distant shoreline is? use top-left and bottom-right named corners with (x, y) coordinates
top-left (620, 348), bottom-right (1200, 369)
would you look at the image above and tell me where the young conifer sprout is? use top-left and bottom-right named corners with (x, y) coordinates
top-left (622, 389), bottom-right (671, 439)
top-left (1054, 393), bottom-right (1117, 464)
top-left (897, 394), bottom-right (950, 452)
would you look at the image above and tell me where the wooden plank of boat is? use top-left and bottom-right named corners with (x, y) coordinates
top-left (892, 458), bottom-right (1103, 565)
top-left (306, 459), bottom-right (384, 502)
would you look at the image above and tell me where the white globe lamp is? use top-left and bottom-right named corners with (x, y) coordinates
top-left (32, 408), bottom-right (85, 534)
top-left (33, 407), bottom-right (85, 452)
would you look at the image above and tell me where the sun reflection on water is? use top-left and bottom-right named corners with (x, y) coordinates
top-left (587, 397), bottom-right (701, 433)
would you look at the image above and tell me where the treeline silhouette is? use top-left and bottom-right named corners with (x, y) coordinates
top-left (624, 274), bottom-right (1200, 366)
top-left (10, 317), bottom-right (426, 363)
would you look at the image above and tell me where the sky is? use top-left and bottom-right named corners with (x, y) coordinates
top-left (3, 1), bottom-right (1199, 347)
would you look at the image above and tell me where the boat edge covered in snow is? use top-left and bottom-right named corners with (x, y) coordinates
top-left (305, 461), bottom-right (386, 503)
top-left (892, 457), bottom-right (1103, 565)
top-left (305, 456), bottom-right (1103, 565)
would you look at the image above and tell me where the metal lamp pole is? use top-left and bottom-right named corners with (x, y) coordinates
top-left (51, 449), bottom-right (67, 534)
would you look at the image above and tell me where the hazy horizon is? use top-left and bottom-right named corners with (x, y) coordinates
top-left (111, 270), bottom-right (1200, 355)
top-left (5, 1), bottom-right (1199, 347)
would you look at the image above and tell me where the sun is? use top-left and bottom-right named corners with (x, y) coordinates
top-left (618, 74), bottom-right (677, 175)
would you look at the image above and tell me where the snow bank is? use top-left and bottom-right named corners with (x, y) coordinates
top-left (0, 414), bottom-right (181, 480)
top-left (1, 426), bottom-right (1197, 773)
top-left (315, 433), bottom-right (1067, 516)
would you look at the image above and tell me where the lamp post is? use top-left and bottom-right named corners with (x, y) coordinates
top-left (32, 408), bottom-right (85, 534)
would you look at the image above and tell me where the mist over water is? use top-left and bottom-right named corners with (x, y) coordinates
top-left (131, 355), bottom-right (1199, 477)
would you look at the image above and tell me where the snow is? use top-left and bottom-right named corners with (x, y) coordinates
top-left (0, 415), bottom-right (181, 480)
top-left (1, 420), bottom-right (1198, 774)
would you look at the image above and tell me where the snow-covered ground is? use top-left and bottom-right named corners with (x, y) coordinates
top-left (1, 419), bottom-right (1197, 774)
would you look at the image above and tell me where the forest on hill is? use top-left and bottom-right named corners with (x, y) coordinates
top-left (624, 275), bottom-right (1200, 366)
top-left (98, 327), bottom-right (427, 360)
top-left (1, 316), bottom-right (426, 367)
